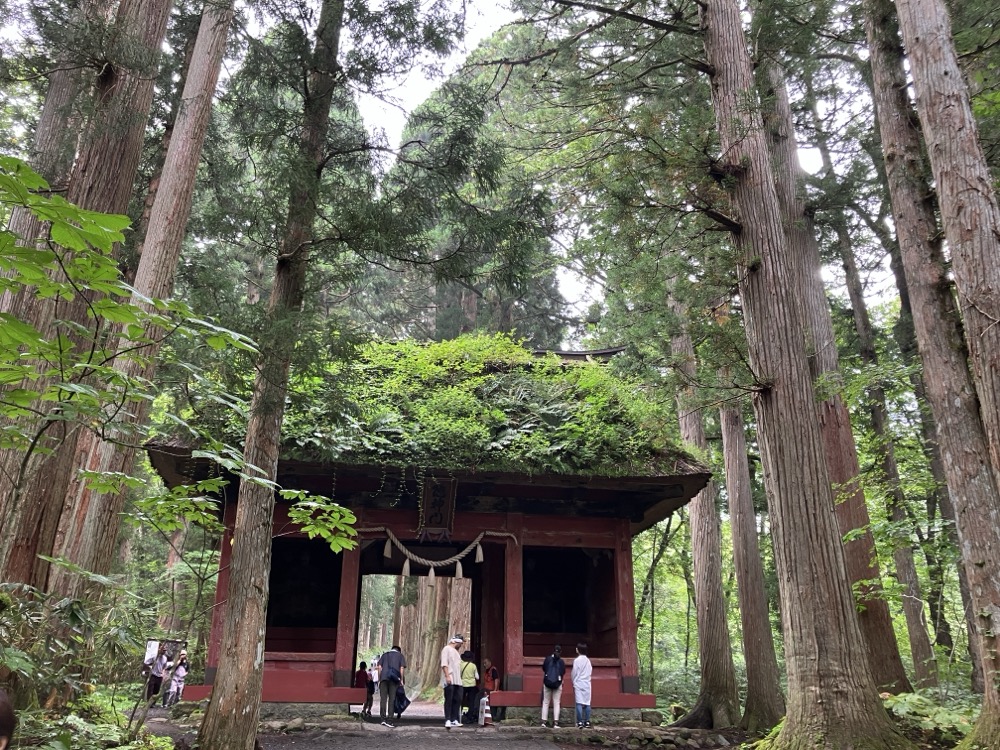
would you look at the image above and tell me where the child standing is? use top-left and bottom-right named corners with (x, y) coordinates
top-left (355, 661), bottom-right (374, 717)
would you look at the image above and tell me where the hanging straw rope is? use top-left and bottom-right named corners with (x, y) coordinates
top-left (357, 527), bottom-right (518, 571)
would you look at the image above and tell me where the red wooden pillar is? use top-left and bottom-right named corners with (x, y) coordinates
top-left (332, 544), bottom-right (361, 687)
top-left (616, 519), bottom-right (640, 693)
top-left (205, 501), bottom-right (236, 684)
top-left (504, 513), bottom-right (524, 691)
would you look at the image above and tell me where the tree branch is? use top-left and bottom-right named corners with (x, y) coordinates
top-left (548, 0), bottom-right (700, 36)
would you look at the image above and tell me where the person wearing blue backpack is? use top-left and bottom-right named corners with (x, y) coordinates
top-left (540, 644), bottom-right (566, 728)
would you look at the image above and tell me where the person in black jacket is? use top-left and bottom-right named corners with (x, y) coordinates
top-left (540, 644), bottom-right (565, 728)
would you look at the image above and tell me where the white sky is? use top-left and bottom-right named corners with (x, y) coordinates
top-left (356, 2), bottom-right (516, 149)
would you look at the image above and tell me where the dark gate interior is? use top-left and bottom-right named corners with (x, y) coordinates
top-left (523, 546), bottom-right (618, 658)
top-left (266, 536), bottom-right (343, 652)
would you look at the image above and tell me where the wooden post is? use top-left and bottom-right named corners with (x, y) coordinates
top-left (616, 519), bottom-right (640, 693)
top-left (504, 513), bottom-right (524, 691)
top-left (333, 544), bottom-right (361, 687)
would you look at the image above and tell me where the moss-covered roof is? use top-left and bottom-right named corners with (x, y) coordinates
top-left (277, 333), bottom-right (705, 479)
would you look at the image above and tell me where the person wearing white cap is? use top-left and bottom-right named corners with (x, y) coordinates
top-left (440, 633), bottom-right (465, 728)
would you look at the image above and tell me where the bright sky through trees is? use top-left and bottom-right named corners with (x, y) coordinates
top-left (356, 0), bottom-right (516, 148)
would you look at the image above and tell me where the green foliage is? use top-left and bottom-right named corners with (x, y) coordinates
top-left (0, 157), bottom-right (254, 502)
top-left (0, 576), bottom-right (147, 708)
top-left (275, 333), bottom-right (698, 477)
top-left (284, 492), bottom-right (358, 552)
top-left (883, 691), bottom-right (979, 742)
top-left (129, 477), bottom-right (228, 535)
top-left (14, 704), bottom-right (173, 750)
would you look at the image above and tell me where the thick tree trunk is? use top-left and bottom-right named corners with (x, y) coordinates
top-left (839, 230), bottom-right (937, 688)
top-left (876, 185), bottom-right (982, 687)
top-left (196, 3), bottom-right (345, 747)
top-left (699, 1), bottom-right (913, 746)
top-left (391, 575), bottom-right (404, 647)
top-left (670, 323), bottom-right (739, 729)
top-left (398, 576), bottom-right (452, 692)
top-left (719, 403), bottom-right (785, 732)
top-left (0, 0), bottom-right (175, 587)
top-left (460, 287), bottom-right (478, 333)
top-left (48, 0), bottom-right (237, 599)
top-left (807, 101), bottom-right (938, 688)
top-left (895, 0), bottom-right (1000, 488)
top-left (2, 1), bottom-right (115, 277)
top-left (760, 64), bottom-right (910, 693)
top-left (870, 2), bottom-right (1000, 741)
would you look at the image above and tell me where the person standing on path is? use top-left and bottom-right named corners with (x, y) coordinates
top-left (143, 643), bottom-right (169, 701)
top-left (164, 650), bottom-right (189, 707)
top-left (440, 633), bottom-right (465, 728)
top-left (377, 646), bottom-right (406, 727)
top-left (572, 643), bottom-right (592, 728)
top-left (540, 644), bottom-right (565, 728)
top-left (355, 661), bottom-right (374, 717)
top-left (460, 650), bottom-right (480, 723)
top-left (482, 657), bottom-right (505, 722)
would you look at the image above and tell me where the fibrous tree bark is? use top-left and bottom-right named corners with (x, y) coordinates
top-left (806, 95), bottom-right (937, 688)
top-left (719, 401), bottom-right (785, 731)
top-left (48, 0), bottom-right (237, 599)
top-left (862, 152), bottom-right (983, 688)
top-left (3, 1), bottom-right (115, 261)
top-left (670, 319), bottom-right (739, 729)
top-left (0, 0), bottom-right (175, 588)
top-left (760, 63), bottom-right (910, 693)
top-left (699, 1), bottom-right (915, 746)
top-left (196, 2), bottom-right (346, 747)
top-left (891, 0), bottom-right (1000, 742)
top-left (838, 226), bottom-right (937, 688)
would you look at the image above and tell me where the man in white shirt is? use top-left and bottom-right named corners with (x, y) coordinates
top-left (440, 633), bottom-right (465, 728)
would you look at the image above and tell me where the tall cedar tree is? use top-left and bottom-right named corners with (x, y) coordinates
top-left (861, 86), bottom-right (983, 685)
top-left (698, 0), bottom-right (914, 746)
top-left (0, 0), bottom-right (175, 588)
top-left (758, 62), bottom-right (910, 693)
top-left (892, 0), bottom-right (1000, 743)
top-left (48, 1), bottom-right (237, 600)
top-left (806, 93), bottom-right (938, 689)
top-left (719, 401), bottom-right (785, 731)
top-left (196, 2), bottom-right (346, 747)
top-left (4, 1), bottom-right (114, 251)
top-left (670, 314), bottom-right (740, 729)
